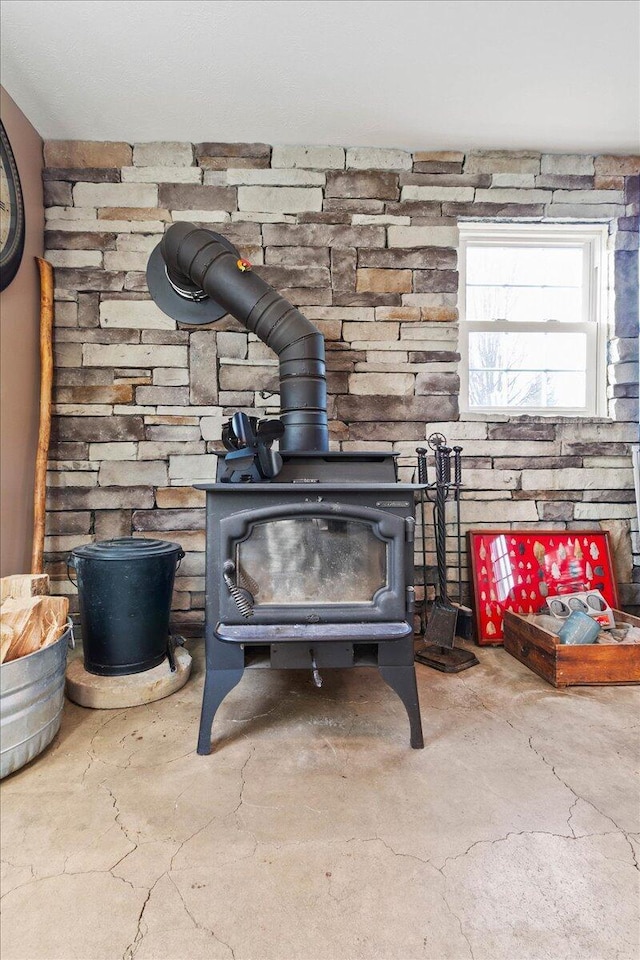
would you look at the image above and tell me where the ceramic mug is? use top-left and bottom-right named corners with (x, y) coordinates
top-left (557, 610), bottom-right (600, 645)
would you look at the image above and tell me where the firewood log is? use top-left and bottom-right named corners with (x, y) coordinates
top-left (0, 596), bottom-right (69, 663)
top-left (0, 574), bottom-right (50, 603)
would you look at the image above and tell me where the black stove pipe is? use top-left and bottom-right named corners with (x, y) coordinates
top-left (160, 222), bottom-right (328, 453)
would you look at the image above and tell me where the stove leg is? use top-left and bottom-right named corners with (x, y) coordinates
top-left (378, 666), bottom-right (424, 749)
top-left (197, 667), bottom-right (244, 755)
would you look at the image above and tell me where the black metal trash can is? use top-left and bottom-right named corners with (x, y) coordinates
top-left (68, 538), bottom-right (185, 676)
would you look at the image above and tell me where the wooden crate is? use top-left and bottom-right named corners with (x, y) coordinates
top-left (503, 609), bottom-right (640, 688)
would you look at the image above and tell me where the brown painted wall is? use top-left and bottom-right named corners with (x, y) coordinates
top-left (0, 87), bottom-right (44, 576)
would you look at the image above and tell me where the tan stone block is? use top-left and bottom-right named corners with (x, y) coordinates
top-left (401, 186), bottom-right (474, 201)
top-left (44, 141), bottom-right (132, 168)
top-left (55, 385), bottom-right (134, 405)
top-left (99, 300), bottom-right (175, 330)
top-left (594, 176), bottom-right (626, 190)
top-left (99, 460), bottom-right (168, 487)
top-left (155, 487), bottom-right (206, 508)
top-left (103, 251), bottom-right (148, 272)
top-left (551, 189), bottom-right (625, 204)
top-left (152, 368), bottom-right (189, 386)
top-left (47, 250), bottom-right (102, 268)
top-left (388, 226), bottom-right (458, 248)
top-left (98, 207), bottom-right (172, 221)
top-left (540, 154), bottom-right (594, 175)
top-left (73, 183), bottom-right (158, 208)
top-left (465, 151), bottom-right (541, 174)
top-left (343, 321), bottom-right (399, 341)
top-left (475, 188), bottom-right (551, 204)
top-left (121, 166), bottom-right (201, 184)
top-left (420, 307), bottom-right (458, 322)
top-left (83, 344), bottom-right (187, 367)
top-left (88, 442), bottom-right (138, 461)
top-left (348, 373), bottom-right (414, 395)
top-left (594, 155), bottom-right (640, 175)
top-left (355, 269), bottom-right (412, 294)
top-left (227, 168), bottom-right (325, 186)
top-left (237, 186), bottom-right (323, 213)
top-left (272, 145), bottom-right (345, 169)
top-left (375, 307), bottom-right (421, 321)
top-left (133, 142), bottom-right (194, 166)
top-left (346, 147), bottom-right (412, 170)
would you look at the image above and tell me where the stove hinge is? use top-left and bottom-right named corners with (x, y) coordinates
top-left (405, 517), bottom-right (415, 542)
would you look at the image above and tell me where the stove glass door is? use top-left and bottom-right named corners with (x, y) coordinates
top-left (236, 516), bottom-right (386, 605)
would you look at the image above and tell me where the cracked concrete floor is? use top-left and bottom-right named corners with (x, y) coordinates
top-left (1, 640), bottom-right (638, 960)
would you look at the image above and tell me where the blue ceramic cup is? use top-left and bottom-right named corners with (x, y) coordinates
top-left (557, 610), bottom-right (600, 645)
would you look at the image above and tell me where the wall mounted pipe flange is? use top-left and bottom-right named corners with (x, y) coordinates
top-left (146, 233), bottom-right (240, 326)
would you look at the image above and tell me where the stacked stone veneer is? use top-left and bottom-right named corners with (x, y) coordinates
top-left (42, 142), bottom-right (640, 631)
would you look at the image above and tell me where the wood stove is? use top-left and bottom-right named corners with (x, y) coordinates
top-left (146, 223), bottom-right (424, 752)
top-left (196, 451), bottom-right (424, 751)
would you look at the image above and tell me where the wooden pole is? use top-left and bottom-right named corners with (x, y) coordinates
top-left (31, 258), bottom-right (54, 574)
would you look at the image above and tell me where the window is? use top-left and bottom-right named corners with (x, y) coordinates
top-left (459, 223), bottom-right (607, 416)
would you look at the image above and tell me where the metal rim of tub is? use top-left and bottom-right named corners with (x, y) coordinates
top-left (0, 620), bottom-right (74, 779)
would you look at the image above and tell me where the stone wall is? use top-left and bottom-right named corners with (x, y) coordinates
top-left (42, 142), bottom-right (640, 631)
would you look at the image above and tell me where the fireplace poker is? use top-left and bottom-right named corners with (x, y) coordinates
top-left (415, 447), bottom-right (429, 634)
top-left (453, 445), bottom-right (463, 603)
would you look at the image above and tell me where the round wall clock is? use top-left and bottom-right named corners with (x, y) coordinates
top-left (0, 121), bottom-right (26, 291)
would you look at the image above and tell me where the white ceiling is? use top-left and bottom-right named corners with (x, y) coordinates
top-left (1, 0), bottom-right (639, 153)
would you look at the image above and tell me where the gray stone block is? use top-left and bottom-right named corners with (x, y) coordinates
top-left (158, 183), bottom-right (237, 211)
top-left (263, 224), bottom-right (386, 248)
top-left (413, 270), bottom-right (458, 293)
top-left (336, 394), bottom-right (458, 421)
top-left (415, 372), bottom-right (460, 394)
top-left (330, 248), bottom-right (357, 293)
top-left (614, 250), bottom-right (639, 336)
top-left (265, 246), bottom-right (330, 267)
top-left (271, 145), bottom-right (344, 169)
top-left (54, 269), bottom-right (125, 292)
top-left (189, 332), bottom-right (219, 405)
top-left (489, 422), bottom-right (557, 441)
top-left (254, 265), bottom-right (330, 288)
top-left (133, 142), bottom-right (194, 166)
top-left (51, 415), bottom-right (145, 441)
top-left (538, 501), bottom-right (575, 521)
top-left (47, 487), bottom-right (155, 510)
top-left (99, 460), bottom-right (168, 487)
top-left (136, 386), bottom-right (190, 405)
top-left (94, 510), bottom-right (133, 541)
top-left (359, 248), bottom-right (457, 270)
top-left (195, 142), bottom-right (270, 159)
top-left (326, 171), bottom-right (399, 200)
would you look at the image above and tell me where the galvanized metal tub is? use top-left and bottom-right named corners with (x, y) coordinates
top-left (0, 621), bottom-right (73, 779)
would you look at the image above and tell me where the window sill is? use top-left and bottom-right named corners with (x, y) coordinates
top-left (460, 411), bottom-right (614, 424)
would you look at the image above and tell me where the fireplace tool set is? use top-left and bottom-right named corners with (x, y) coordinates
top-left (414, 435), bottom-right (479, 673)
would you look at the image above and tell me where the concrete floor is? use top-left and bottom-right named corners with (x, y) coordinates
top-left (1, 641), bottom-right (638, 960)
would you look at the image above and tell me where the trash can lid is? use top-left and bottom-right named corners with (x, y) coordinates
top-left (71, 538), bottom-right (184, 561)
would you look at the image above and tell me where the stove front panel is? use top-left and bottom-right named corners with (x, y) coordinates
top-left (202, 485), bottom-right (418, 635)
top-left (218, 500), bottom-right (410, 624)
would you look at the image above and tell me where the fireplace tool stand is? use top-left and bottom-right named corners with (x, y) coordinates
top-left (415, 435), bottom-right (479, 673)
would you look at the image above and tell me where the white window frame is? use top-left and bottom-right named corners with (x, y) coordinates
top-left (459, 222), bottom-right (608, 417)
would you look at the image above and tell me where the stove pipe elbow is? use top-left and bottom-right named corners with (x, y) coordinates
top-left (158, 222), bottom-right (328, 453)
